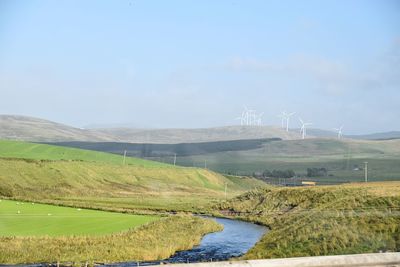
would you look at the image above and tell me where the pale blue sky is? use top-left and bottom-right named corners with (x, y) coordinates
top-left (0, 0), bottom-right (399, 133)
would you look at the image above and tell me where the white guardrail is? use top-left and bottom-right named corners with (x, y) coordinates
top-left (161, 252), bottom-right (400, 267)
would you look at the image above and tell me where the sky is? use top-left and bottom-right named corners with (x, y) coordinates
top-left (0, 0), bottom-right (399, 133)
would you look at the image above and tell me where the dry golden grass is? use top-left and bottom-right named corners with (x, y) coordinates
top-left (0, 215), bottom-right (223, 265)
top-left (341, 181), bottom-right (400, 197)
top-left (216, 181), bottom-right (400, 259)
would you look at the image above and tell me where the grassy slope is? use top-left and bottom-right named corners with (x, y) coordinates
top-left (0, 115), bottom-right (300, 142)
top-left (216, 182), bottom-right (400, 259)
top-left (0, 115), bottom-right (114, 142)
top-left (0, 140), bottom-right (264, 211)
top-left (0, 199), bottom-right (157, 236)
top-left (0, 140), bottom-right (168, 167)
top-left (0, 215), bottom-right (223, 264)
top-left (0, 140), bottom-right (230, 264)
top-left (176, 138), bottom-right (400, 183)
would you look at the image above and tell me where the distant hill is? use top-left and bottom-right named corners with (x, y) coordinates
top-left (46, 138), bottom-right (282, 158)
top-left (346, 131), bottom-right (400, 140)
top-left (1, 114), bottom-right (398, 143)
top-left (294, 128), bottom-right (338, 138)
top-left (0, 115), bottom-right (300, 143)
top-left (0, 115), bottom-right (115, 142)
top-left (292, 128), bottom-right (400, 140)
top-left (93, 125), bottom-right (301, 143)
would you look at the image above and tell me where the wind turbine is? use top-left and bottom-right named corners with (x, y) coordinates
top-left (299, 118), bottom-right (312, 139)
top-left (278, 111), bottom-right (287, 129)
top-left (242, 106), bottom-right (251, 125)
top-left (237, 106), bottom-right (263, 126)
top-left (334, 126), bottom-right (344, 139)
top-left (235, 107), bottom-right (247, 125)
top-left (284, 112), bottom-right (296, 132)
top-left (256, 112), bottom-right (264, 126)
top-left (248, 109), bottom-right (257, 125)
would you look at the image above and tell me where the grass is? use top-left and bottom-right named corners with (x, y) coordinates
top-left (0, 199), bottom-right (157, 237)
top-left (215, 181), bottom-right (400, 259)
top-left (0, 214), bottom-right (223, 264)
top-left (0, 158), bottom-right (264, 212)
top-left (0, 139), bottom-right (169, 167)
top-left (0, 140), bottom-right (265, 212)
top-left (173, 138), bottom-right (400, 184)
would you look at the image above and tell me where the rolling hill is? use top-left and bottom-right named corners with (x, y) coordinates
top-left (346, 131), bottom-right (400, 140)
top-left (0, 115), bottom-right (115, 142)
top-left (215, 182), bottom-right (400, 259)
top-left (294, 128), bottom-right (400, 140)
top-left (0, 115), bottom-right (300, 142)
top-left (45, 138), bottom-right (400, 184)
top-left (45, 138), bottom-right (282, 158)
top-left (93, 126), bottom-right (301, 143)
top-left (0, 140), bottom-right (265, 211)
top-left (159, 138), bottom-right (400, 184)
top-left (0, 139), bottom-right (168, 167)
top-left (2, 114), bottom-right (399, 143)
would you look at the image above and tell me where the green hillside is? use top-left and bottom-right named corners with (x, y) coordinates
top-left (174, 138), bottom-right (400, 184)
top-left (0, 140), bottom-right (235, 264)
top-left (45, 138), bottom-right (400, 184)
top-left (0, 140), bottom-right (167, 167)
top-left (216, 182), bottom-right (400, 259)
top-left (0, 140), bottom-right (265, 211)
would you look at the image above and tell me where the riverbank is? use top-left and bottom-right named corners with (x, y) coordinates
top-left (215, 182), bottom-right (400, 259)
top-left (0, 214), bottom-right (222, 265)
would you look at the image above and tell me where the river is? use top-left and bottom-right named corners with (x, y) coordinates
top-left (103, 216), bottom-right (268, 266)
top-left (15, 217), bottom-right (267, 267)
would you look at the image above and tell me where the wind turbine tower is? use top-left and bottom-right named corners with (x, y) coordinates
top-left (299, 118), bottom-right (312, 139)
top-left (256, 112), bottom-right (264, 126)
top-left (284, 112), bottom-right (296, 132)
top-left (236, 106), bottom-right (264, 126)
top-left (334, 126), bottom-right (344, 139)
top-left (278, 111), bottom-right (287, 129)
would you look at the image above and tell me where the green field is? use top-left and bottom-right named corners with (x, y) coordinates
top-left (173, 138), bottom-right (400, 184)
top-left (0, 214), bottom-right (222, 264)
top-left (0, 140), bottom-right (168, 167)
top-left (0, 199), bottom-right (157, 236)
top-left (0, 140), bottom-right (264, 212)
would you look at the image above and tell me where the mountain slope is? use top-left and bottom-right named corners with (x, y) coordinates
top-left (45, 138), bottom-right (282, 158)
top-left (0, 115), bottom-right (115, 142)
top-left (168, 138), bottom-right (400, 183)
top-left (347, 131), bottom-right (400, 140)
top-left (95, 125), bottom-right (301, 143)
top-left (0, 115), bottom-right (301, 142)
top-left (0, 140), bottom-right (265, 211)
top-left (0, 140), bottom-right (168, 167)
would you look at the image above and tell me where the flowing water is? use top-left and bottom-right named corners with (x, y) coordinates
top-left (14, 217), bottom-right (267, 266)
top-left (104, 216), bottom-right (268, 266)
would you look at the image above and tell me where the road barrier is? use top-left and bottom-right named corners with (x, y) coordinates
top-left (160, 252), bottom-right (400, 267)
